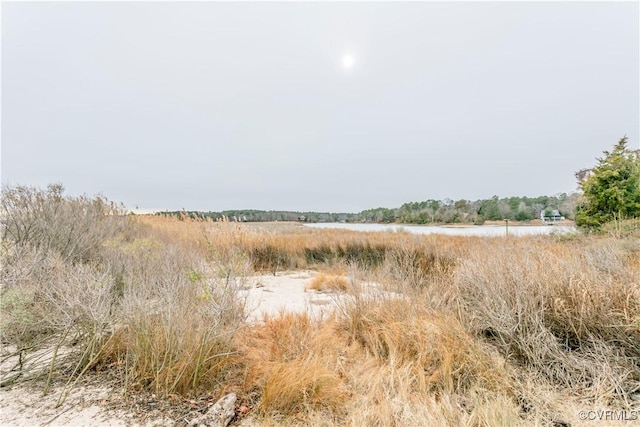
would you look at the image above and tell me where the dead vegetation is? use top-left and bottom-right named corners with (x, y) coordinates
top-left (2, 185), bottom-right (640, 426)
top-left (305, 273), bottom-right (349, 292)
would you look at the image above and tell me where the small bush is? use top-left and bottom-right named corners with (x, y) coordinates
top-left (306, 273), bottom-right (348, 292)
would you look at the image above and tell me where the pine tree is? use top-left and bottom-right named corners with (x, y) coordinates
top-left (575, 136), bottom-right (640, 229)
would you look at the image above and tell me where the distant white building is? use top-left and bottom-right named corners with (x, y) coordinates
top-left (540, 209), bottom-right (565, 222)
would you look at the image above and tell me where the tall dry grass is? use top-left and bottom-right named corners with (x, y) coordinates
top-left (139, 215), bottom-right (466, 288)
top-left (236, 294), bottom-right (524, 426)
top-left (237, 312), bottom-right (349, 419)
top-left (3, 190), bottom-right (640, 425)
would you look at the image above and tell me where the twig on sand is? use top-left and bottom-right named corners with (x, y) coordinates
top-left (40, 404), bottom-right (74, 426)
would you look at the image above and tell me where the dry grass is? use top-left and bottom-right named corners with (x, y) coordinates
top-left (237, 312), bottom-right (349, 418)
top-left (335, 295), bottom-right (523, 427)
top-left (3, 192), bottom-right (640, 425)
top-left (338, 297), bottom-right (512, 396)
top-left (454, 237), bottom-right (640, 404)
top-left (1, 188), bottom-right (245, 400)
top-left (306, 273), bottom-right (349, 292)
top-left (137, 215), bottom-right (467, 281)
top-left (235, 295), bottom-right (524, 426)
top-left (217, 222), bottom-right (638, 424)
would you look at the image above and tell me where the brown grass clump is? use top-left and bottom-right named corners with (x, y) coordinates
top-left (237, 312), bottom-right (349, 418)
top-left (305, 273), bottom-right (349, 292)
top-left (236, 296), bottom-right (519, 425)
top-left (338, 296), bottom-right (512, 397)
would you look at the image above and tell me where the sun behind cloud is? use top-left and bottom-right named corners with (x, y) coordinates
top-left (342, 53), bottom-right (356, 69)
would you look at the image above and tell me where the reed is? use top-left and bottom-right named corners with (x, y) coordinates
top-left (3, 191), bottom-right (639, 425)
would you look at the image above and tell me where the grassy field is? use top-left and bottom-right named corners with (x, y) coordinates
top-left (2, 188), bottom-right (639, 426)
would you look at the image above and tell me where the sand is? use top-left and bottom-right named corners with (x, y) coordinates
top-left (0, 382), bottom-right (131, 427)
top-left (241, 270), bottom-right (350, 322)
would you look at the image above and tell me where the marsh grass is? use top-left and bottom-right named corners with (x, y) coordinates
top-left (235, 312), bottom-right (350, 422)
top-left (130, 216), bottom-right (640, 422)
top-left (3, 193), bottom-right (640, 425)
top-left (305, 273), bottom-right (349, 292)
top-left (337, 296), bottom-right (513, 395)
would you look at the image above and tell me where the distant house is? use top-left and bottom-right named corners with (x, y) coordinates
top-left (540, 209), bottom-right (565, 222)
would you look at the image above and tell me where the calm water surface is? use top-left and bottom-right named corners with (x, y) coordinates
top-left (304, 223), bottom-right (576, 237)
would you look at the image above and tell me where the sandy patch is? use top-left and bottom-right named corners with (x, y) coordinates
top-left (0, 382), bottom-right (132, 427)
top-left (240, 270), bottom-right (350, 322)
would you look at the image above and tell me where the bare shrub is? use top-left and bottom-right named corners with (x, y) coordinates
top-left (1, 244), bottom-right (116, 390)
top-left (1, 184), bottom-right (128, 384)
top-left (455, 238), bottom-right (640, 403)
top-left (1, 183), bottom-right (126, 264)
top-left (1, 184), bottom-right (246, 399)
top-left (1, 245), bottom-right (53, 348)
top-left (98, 236), bottom-right (246, 397)
top-left (1, 244), bottom-right (113, 345)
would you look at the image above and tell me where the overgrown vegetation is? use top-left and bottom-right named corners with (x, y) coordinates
top-left (0, 184), bottom-right (245, 399)
top-left (2, 184), bottom-right (639, 426)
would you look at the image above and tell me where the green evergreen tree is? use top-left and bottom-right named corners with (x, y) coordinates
top-left (575, 136), bottom-right (640, 229)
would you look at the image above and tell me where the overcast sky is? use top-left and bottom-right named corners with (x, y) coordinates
top-left (2, 1), bottom-right (638, 212)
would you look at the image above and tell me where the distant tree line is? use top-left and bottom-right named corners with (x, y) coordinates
top-left (397, 193), bottom-right (580, 224)
top-left (156, 193), bottom-right (580, 225)
top-left (149, 136), bottom-right (640, 232)
top-left (360, 194), bottom-right (579, 225)
top-left (157, 209), bottom-right (356, 223)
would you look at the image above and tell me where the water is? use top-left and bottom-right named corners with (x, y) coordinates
top-left (304, 222), bottom-right (576, 237)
